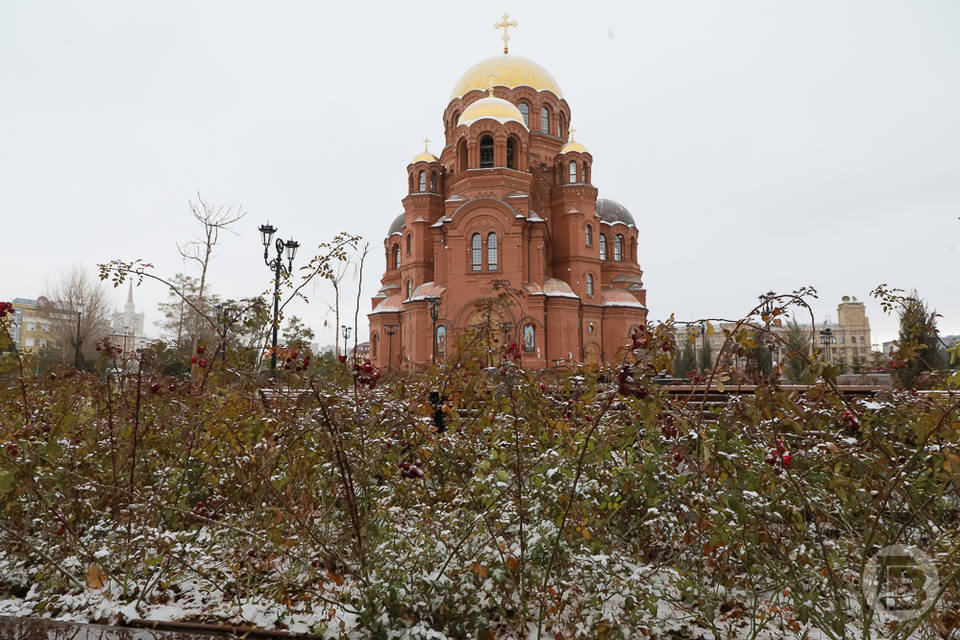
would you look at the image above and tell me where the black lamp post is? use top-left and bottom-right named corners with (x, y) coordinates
top-left (384, 324), bottom-right (398, 372)
top-left (819, 327), bottom-right (836, 365)
top-left (74, 302), bottom-right (84, 368)
top-left (341, 325), bottom-right (352, 361)
top-left (759, 290), bottom-right (776, 364)
top-left (427, 298), bottom-right (440, 364)
top-left (258, 223), bottom-right (299, 378)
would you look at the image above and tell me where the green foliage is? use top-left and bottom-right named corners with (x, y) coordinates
top-left (782, 319), bottom-right (816, 384)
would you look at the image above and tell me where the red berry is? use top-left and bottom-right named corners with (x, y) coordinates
top-left (198, 359), bottom-right (207, 367)
top-left (6, 443), bottom-right (18, 458)
top-left (782, 452), bottom-right (791, 469)
top-left (196, 345), bottom-right (206, 355)
top-left (539, 383), bottom-right (546, 391)
top-left (150, 383), bottom-right (161, 393)
top-left (192, 356), bottom-right (198, 363)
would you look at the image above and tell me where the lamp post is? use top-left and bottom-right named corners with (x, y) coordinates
top-left (341, 325), bottom-right (352, 361)
top-left (427, 298), bottom-right (440, 364)
top-left (74, 302), bottom-right (85, 368)
top-left (819, 327), bottom-right (836, 366)
top-left (258, 223), bottom-right (300, 378)
top-left (759, 290), bottom-right (776, 369)
top-left (384, 324), bottom-right (398, 372)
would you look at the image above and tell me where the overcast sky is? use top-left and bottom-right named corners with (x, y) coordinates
top-left (2, 0), bottom-right (958, 348)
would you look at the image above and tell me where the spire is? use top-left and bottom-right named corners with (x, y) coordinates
top-left (126, 281), bottom-right (134, 305)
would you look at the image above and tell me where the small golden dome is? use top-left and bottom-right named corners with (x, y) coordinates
top-left (457, 96), bottom-right (528, 129)
top-left (560, 140), bottom-right (588, 154)
top-left (451, 54), bottom-right (562, 99)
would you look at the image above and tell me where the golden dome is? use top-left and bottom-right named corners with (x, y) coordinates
top-left (560, 140), bottom-right (588, 154)
top-left (457, 96), bottom-right (528, 128)
top-left (411, 150), bottom-right (438, 163)
top-left (451, 54), bottom-right (562, 99)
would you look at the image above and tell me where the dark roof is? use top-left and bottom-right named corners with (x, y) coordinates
top-left (596, 198), bottom-right (636, 227)
top-left (387, 213), bottom-right (405, 236)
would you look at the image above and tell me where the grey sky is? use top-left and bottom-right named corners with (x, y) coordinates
top-left (2, 0), bottom-right (958, 349)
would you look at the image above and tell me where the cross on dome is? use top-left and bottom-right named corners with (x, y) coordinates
top-left (422, 137), bottom-right (430, 151)
top-left (494, 13), bottom-right (518, 54)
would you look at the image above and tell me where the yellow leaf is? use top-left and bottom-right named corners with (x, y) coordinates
top-left (582, 528), bottom-right (591, 540)
top-left (86, 564), bottom-right (107, 590)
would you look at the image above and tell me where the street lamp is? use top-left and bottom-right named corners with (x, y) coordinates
top-left (427, 298), bottom-right (440, 364)
top-left (759, 290), bottom-right (776, 368)
top-left (341, 325), bottom-right (352, 361)
top-left (258, 222), bottom-right (299, 378)
top-left (384, 324), bottom-right (398, 372)
top-left (819, 327), bottom-right (836, 365)
top-left (74, 301), bottom-right (85, 368)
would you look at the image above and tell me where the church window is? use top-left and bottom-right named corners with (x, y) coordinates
top-left (518, 102), bottom-right (529, 127)
top-left (430, 172), bottom-right (438, 192)
top-left (487, 233), bottom-right (498, 270)
top-left (371, 333), bottom-right (378, 359)
top-left (479, 135), bottom-right (494, 168)
top-left (540, 106), bottom-right (550, 134)
top-left (506, 137), bottom-right (517, 169)
top-left (393, 245), bottom-right (401, 269)
top-left (405, 279), bottom-right (412, 299)
top-left (458, 139), bottom-right (468, 172)
top-left (614, 235), bottom-right (623, 261)
top-left (418, 171), bottom-right (426, 192)
top-left (558, 113), bottom-right (565, 138)
top-left (599, 234), bottom-right (607, 260)
top-left (586, 273), bottom-right (595, 298)
top-left (583, 162), bottom-right (589, 183)
top-left (472, 233), bottom-right (483, 271)
top-left (568, 160), bottom-right (577, 183)
top-left (585, 224), bottom-right (593, 247)
top-left (405, 234), bottom-right (411, 255)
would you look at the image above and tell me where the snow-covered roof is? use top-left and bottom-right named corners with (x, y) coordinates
top-left (543, 278), bottom-right (579, 299)
top-left (408, 282), bottom-right (447, 301)
top-left (601, 287), bottom-right (646, 308)
top-left (371, 294), bottom-right (403, 314)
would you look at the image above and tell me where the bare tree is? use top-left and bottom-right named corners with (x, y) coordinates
top-left (352, 242), bottom-right (370, 360)
top-left (176, 193), bottom-right (246, 352)
top-left (46, 267), bottom-right (113, 367)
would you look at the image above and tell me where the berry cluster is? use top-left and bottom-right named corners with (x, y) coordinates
top-left (0, 301), bottom-right (13, 318)
top-left (765, 439), bottom-right (792, 475)
top-left (192, 345), bottom-right (208, 368)
top-left (840, 409), bottom-right (859, 428)
top-left (6, 442), bottom-right (19, 458)
top-left (398, 460), bottom-right (423, 479)
top-left (353, 359), bottom-right (381, 389)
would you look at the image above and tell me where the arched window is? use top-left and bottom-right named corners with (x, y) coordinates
top-left (558, 113), bottom-right (565, 138)
top-left (430, 172), bottom-right (438, 193)
top-left (506, 137), bottom-right (517, 169)
top-left (393, 245), bottom-right (401, 269)
top-left (614, 235), bottom-right (623, 261)
top-left (479, 135), bottom-right (494, 168)
top-left (487, 233), bottom-right (498, 270)
top-left (585, 224), bottom-right (593, 247)
top-left (405, 233), bottom-right (411, 255)
top-left (418, 171), bottom-right (426, 192)
top-left (583, 162), bottom-right (589, 184)
top-left (471, 233), bottom-right (482, 271)
top-left (540, 106), bottom-right (550, 134)
top-left (599, 234), bottom-right (607, 260)
top-left (405, 279), bottom-right (412, 299)
top-left (518, 102), bottom-right (529, 127)
top-left (586, 273), bottom-right (595, 298)
top-left (568, 160), bottom-right (577, 183)
top-left (371, 333), bottom-right (378, 359)
top-left (458, 139), bottom-right (468, 172)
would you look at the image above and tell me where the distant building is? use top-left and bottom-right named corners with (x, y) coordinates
top-left (678, 295), bottom-right (875, 373)
top-left (9, 297), bottom-right (59, 352)
top-left (352, 342), bottom-right (371, 359)
top-left (106, 283), bottom-right (151, 353)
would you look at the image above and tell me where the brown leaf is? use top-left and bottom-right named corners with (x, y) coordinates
top-left (86, 564), bottom-right (107, 590)
top-left (506, 556), bottom-right (518, 572)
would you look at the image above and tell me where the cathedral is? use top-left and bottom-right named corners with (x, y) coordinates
top-left (368, 17), bottom-right (647, 369)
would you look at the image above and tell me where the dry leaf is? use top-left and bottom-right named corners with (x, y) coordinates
top-left (86, 564), bottom-right (107, 590)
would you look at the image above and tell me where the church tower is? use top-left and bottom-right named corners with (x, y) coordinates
top-left (369, 16), bottom-right (647, 369)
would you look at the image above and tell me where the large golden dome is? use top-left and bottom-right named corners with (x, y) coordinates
top-left (457, 96), bottom-right (527, 128)
top-left (450, 54), bottom-right (562, 99)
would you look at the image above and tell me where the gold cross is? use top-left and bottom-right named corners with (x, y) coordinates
top-left (422, 137), bottom-right (430, 151)
top-left (494, 13), bottom-right (518, 54)
top-left (569, 125), bottom-right (576, 140)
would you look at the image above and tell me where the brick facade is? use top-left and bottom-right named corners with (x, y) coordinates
top-left (369, 53), bottom-right (647, 369)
